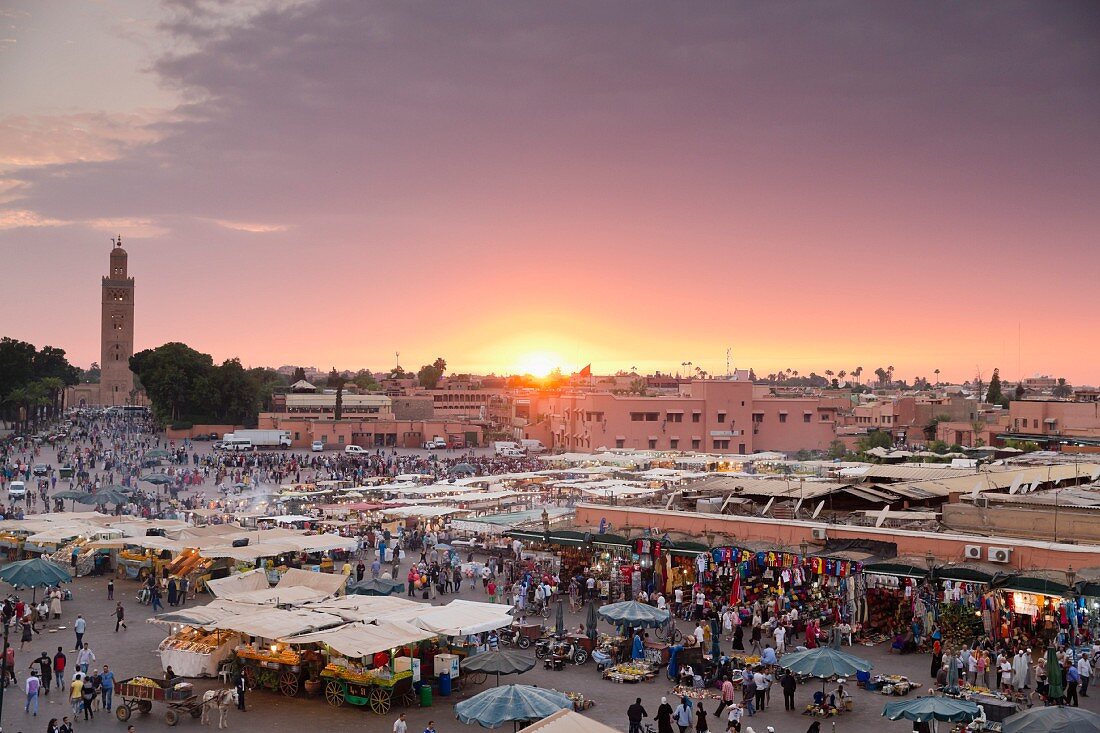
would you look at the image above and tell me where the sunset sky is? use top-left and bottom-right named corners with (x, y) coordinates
top-left (2, 2), bottom-right (1098, 383)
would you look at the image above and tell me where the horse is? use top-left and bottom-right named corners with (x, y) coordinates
top-left (200, 688), bottom-right (238, 729)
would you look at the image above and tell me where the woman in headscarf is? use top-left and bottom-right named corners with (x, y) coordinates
top-left (656, 696), bottom-right (675, 733)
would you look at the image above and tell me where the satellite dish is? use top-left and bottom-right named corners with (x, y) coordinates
top-left (759, 497), bottom-right (774, 516)
top-left (1008, 476), bottom-right (1022, 494)
top-left (1090, 467), bottom-right (1100, 481)
top-left (969, 481), bottom-right (983, 499)
top-left (875, 503), bottom-right (892, 528)
top-left (793, 497), bottom-right (804, 514)
top-left (811, 500), bottom-right (825, 519)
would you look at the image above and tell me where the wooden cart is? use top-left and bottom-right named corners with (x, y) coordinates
top-left (235, 647), bottom-right (304, 697)
top-left (320, 665), bottom-right (416, 714)
top-left (115, 676), bottom-right (206, 727)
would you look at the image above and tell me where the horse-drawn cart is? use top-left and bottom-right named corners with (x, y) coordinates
top-left (319, 664), bottom-right (416, 714)
top-left (115, 676), bottom-right (205, 726)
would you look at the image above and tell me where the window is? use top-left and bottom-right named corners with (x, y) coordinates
top-left (803, 413), bottom-right (811, 423)
top-left (779, 413), bottom-right (787, 423)
top-left (691, 412), bottom-right (701, 423)
top-left (717, 412), bottom-right (726, 423)
top-left (666, 412), bottom-right (683, 423)
top-left (615, 439), bottom-right (625, 449)
top-left (821, 413), bottom-right (829, 421)
top-left (691, 439), bottom-right (701, 450)
top-left (648, 439), bottom-right (657, 449)
top-left (713, 439), bottom-right (730, 450)
top-left (670, 439), bottom-right (679, 449)
top-left (338, 435), bottom-right (345, 444)
top-left (752, 414), bottom-right (763, 423)
top-left (738, 443), bottom-right (746, 453)
top-left (630, 413), bottom-right (644, 422)
top-left (1033, 419), bottom-right (1038, 429)
top-left (294, 432), bottom-right (300, 440)
top-left (645, 412), bottom-right (659, 421)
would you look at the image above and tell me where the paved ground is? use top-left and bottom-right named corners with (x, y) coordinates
top-left (3, 440), bottom-right (1098, 733)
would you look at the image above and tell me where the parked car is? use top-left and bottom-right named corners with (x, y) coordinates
top-left (311, 440), bottom-right (325, 452)
top-left (32, 464), bottom-right (49, 477)
top-left (344, 445), bottom-right (368, 455)
top-left (422, 437), bottom-right (447, 450)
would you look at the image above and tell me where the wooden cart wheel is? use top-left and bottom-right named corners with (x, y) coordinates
top-left (138, 700), bottom-right (153, 713)
top-left (279, 670), bottom-right (299, 697)
top-left (400, 688), bottom-right (417, 707)
top-left (165, 709), bottom-right (180, 726)
top-left (116, 705), bottom-right (132, 721)
top-left (243, 666), bottom-right (257, 689)
top-left (190, 707), bottom-right (203, 718)
top-left (369, 686), bottom-right (391, 714)
top-left (468, 671), bottom-right (487, 685)
top-left (324, 680), bottom-right (345, 707)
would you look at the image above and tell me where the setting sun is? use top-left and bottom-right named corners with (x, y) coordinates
top-left (513, 352), bottom-right (562, 378)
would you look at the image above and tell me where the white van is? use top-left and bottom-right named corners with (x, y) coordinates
top-left (220, 437), bottom-right (253, 451)
top-left (344, 445), bottom-right (369, 455)
top-left (520, 439), bottom-right (546, 454)
top-left (8, 481), bottom-right (26, 499)
top-left (494, 441), bottom-right (520, 456)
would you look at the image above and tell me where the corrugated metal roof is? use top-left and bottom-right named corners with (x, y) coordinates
top-left (854, 465), bottom-right (977, 482)
top-left (686, 476), bottom-right (848, 499)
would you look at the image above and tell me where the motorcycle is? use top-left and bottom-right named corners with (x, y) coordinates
top-left (499, 626), bottom-right (533, 649)
top-left (535, 637), bottom-right (588, 666)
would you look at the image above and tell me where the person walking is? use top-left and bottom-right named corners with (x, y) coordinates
top-left (113, 602), bottom-right (127, 631)
top-left (107, 579), bottom-right (114, 601)
top-left (717, 677), bottom-right (736, 715)
top-left (627, 697), bottom-right (648, 733)
top-left (35, 651), bottom-right (51, 696)
top-left (1079, 651), bottom-right (1092, 697)
top-left (656, 696), bottom-right (675, 733)
top-left (100, 664), bottom-right (115, 712)
top-left (393, 712), bottom-right (408, 733)
top-left (1066, 661), bottom-right (1080, 707)
top-left (53, 647), bottom-right (66, 688)
top-left (674, 697), bottom-right (693, 733)
top-left (81, 672), bottom-right (96, 720)
top-left (73, 615), bottom-right (86, 651)
top-left (694, 703), bottom-right (709, 733)
top-left (774, 625), bottom-right (786, 656)
top-left (76, 643), bottom-right (95, 674)
top-left (25, 669), bottom-right (41, 716)
top-left (781, 669), bottom-right (797, 711)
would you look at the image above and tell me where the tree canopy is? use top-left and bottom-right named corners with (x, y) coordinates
top-left (130, 342), bottom-right (278, 425)
top-left (0, 337), bottom-right (80, 429)
top-left (417, 357), bottom-right (447, 389)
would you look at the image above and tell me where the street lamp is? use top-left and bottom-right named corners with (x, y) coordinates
top-left (800, 540), bottom-right (809, 560)
top-left (925, 550), bottom-right (937, 578)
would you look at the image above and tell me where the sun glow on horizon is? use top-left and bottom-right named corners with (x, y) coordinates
top-left (512, 351), bottom-right (563, 378)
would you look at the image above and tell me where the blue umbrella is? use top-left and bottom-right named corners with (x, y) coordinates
top-left (141, 474), bottom-right (173, 485)
top-left (347, 578), bottom-right (405, 596)
top-left (0, 558), bottom-right (72, 601)
top-left (455, 684), bottom-right (572, 728)
top-left (779, 646), bottom-right (872, 679)
top-left (1003, 706), bottom-right (1100, 733)
top-left (597, 600), bottom-right (670, 628)
top-left (884, 696), bottom-right (981, 733)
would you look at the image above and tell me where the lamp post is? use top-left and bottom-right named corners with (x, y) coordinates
top-left (800, 540), bottom-right (809, 561)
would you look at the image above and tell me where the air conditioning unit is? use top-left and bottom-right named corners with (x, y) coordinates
top-left (987, 547), bottom-right (1012, 563)
top-left (974, 497), bottom-right (989, 508)
top-left (964, 545), bottom-right (982, 560)
top-left (811, 528), bottom-right (827, 540)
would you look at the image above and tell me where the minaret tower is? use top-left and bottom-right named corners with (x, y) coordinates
top-left (100, 236), bottom-right (135, 405)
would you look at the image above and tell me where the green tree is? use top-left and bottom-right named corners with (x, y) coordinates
top-left (1014, 384), bottom-right (1026, 400)
top-left (828, 440), bottom-right (847, 459)
top-left (986, 368), bottom-right (1004, 405)
top-left (929, 440), bottom-right (949, 454)
top-left (327, 368), bottom-right (344, 421)
top-left (353, 370), bottom-right (379, 391)
top-left (1052, 378), bottom-right (1072, 398)
top-left (291, 366), bottom-right (307, 382)
top-left (81, 362), bottom-right (101, 384)
top-left (130, 343), bottom-right (216, 422)
top-left (417, 358), bottom-right (447, 389)
top-left (857, 430), bottom-right (893, 453)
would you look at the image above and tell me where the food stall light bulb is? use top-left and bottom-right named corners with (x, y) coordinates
top-left (271, 645), bottom-right (278, 653)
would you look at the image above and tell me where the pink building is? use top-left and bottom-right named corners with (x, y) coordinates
top-left (1006, 400), bottom-right (1100, 445)
top-left (540, 380), bottom-right (841, 454)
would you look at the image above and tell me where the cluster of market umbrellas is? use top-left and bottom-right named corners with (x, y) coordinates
top-left (52, 484), bottom-right (132, 510)
top-left (455, 684), bottom-right (571, 729)
top-left (883, 696), bottom-right (1100, 733)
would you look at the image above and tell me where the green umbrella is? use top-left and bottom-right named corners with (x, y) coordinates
top-left (1003, 705), bottom-right (1100, 733)
top-left (585, 601), bottom-right (598, 642)
top-left (145, 449), bottom-right (171, 459)
top-left (461, 649), bottom-right (535, 686)
top-left (75, 488), bottom-right (130, 506)
top-left (597, 600), bottom-right (670, 628)
top-left (0, 558), bottom-right (72, 601)
top-left (779, 645), bottom-right (873, 695)
top-left (1045, 647), bottom-right (1063, 703)
top-left (884, 696), bottom-right (981, 733)
top-left (946, 651), bottom-right (960, 694)
top-left (454, 683), bottom-right (572, 728)
top-left (554, 598), bottom-right (565, 636)
top-left (52, 490), bottom-right (88, 501)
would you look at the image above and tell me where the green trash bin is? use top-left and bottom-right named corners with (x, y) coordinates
top-left (419, 683), bottom-right (432, 708)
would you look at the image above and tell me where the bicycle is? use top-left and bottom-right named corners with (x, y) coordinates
top-left (653, 618), bottom-right (683, 644)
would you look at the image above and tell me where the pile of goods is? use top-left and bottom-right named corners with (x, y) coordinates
top-left (159, 628), bottom-right (225, 654)
top-left (873, 675), bottom-right (920, 696)
top-left (602, 661), bottom-right (657, 683)
top-left (564, 691), bottom-right (594, 711)
top-left (321, 662), bottom-right (410, 684)
top-left (669, 685), bottom-right (721, 701)
top-left (236, 646), bottom-right (301, 666)
top-left (128, 677), bottom-right (161, 687)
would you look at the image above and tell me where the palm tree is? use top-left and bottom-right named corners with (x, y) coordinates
top-left (887, 365), bottom-right (895, 385)
top-left (854, 366), bottom-right (863, 385)
top-left (934, 368), bottom-right (940, 385)
top-left (838, 370), bottom-right (847, 384)
top-left (39, 377), bottom-right (65, 420)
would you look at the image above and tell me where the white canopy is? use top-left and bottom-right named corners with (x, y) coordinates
top-left (302, 595), bottom-right (424, 622)
top-left (397, 599), bottom-right (513, 636)
top-left (524, 709), bottom-right (620, 733)
top-left (284, 620), bottom-right (435, 658)
top-left (206, 569), bottom-right (270, 598)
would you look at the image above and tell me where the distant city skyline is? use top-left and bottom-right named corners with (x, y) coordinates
top-left (2, 2), bottom-right (1097, 382)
